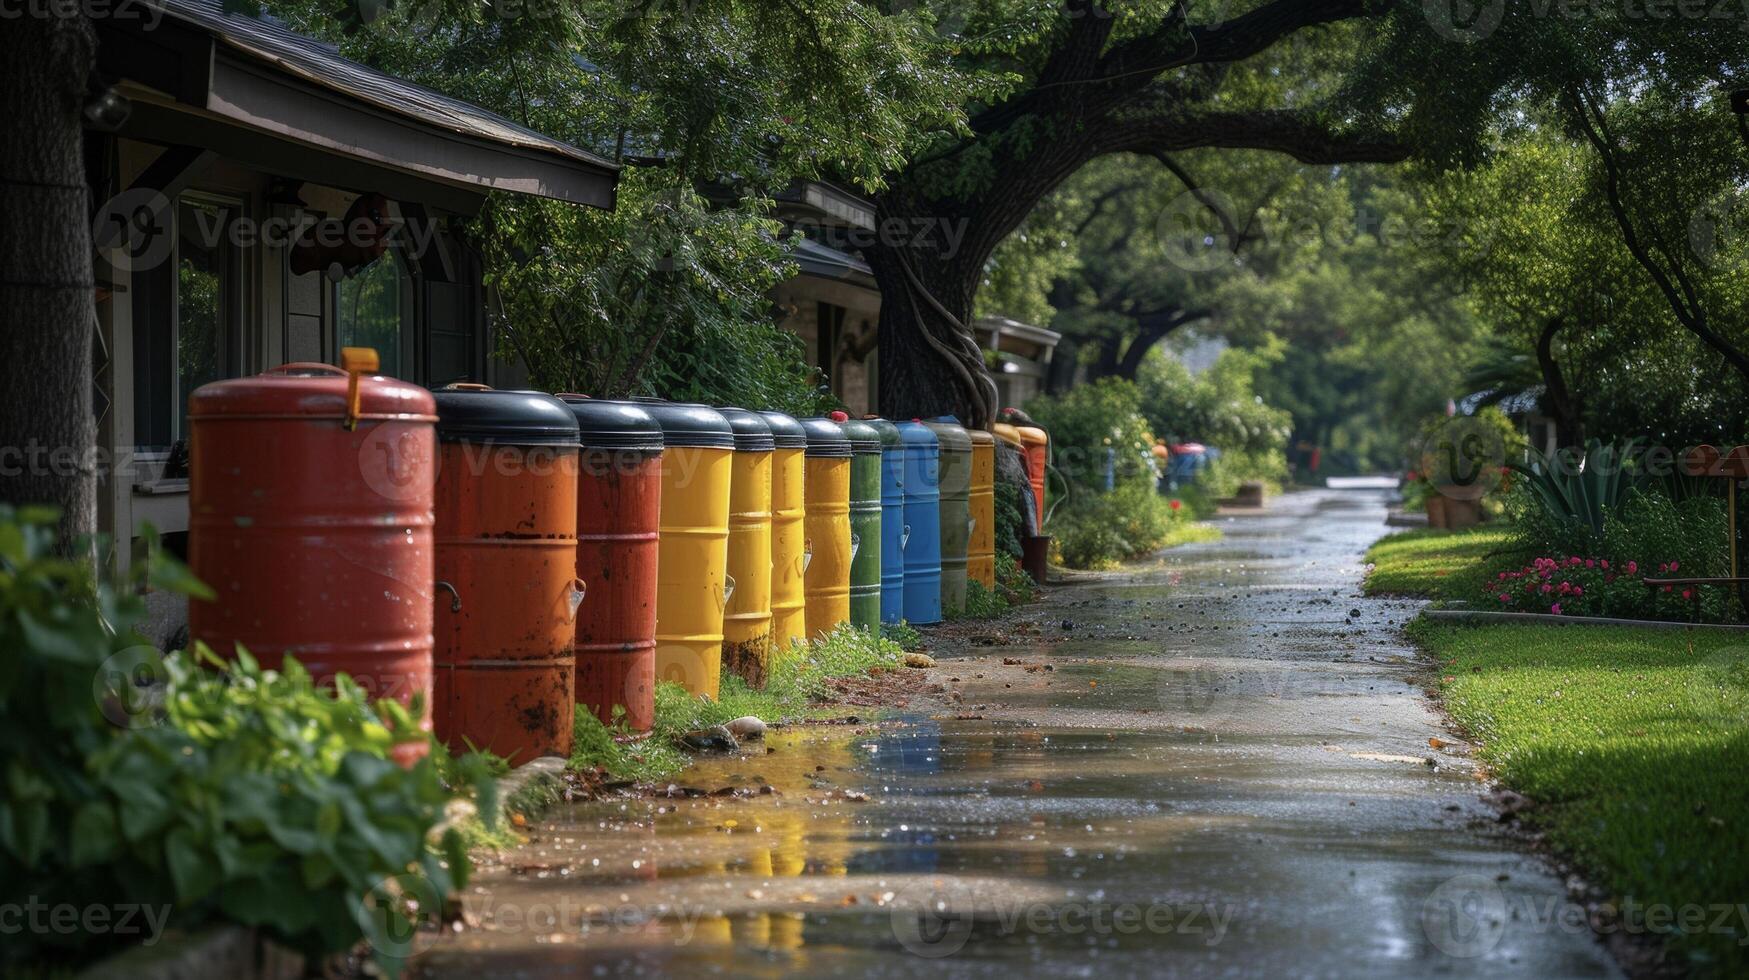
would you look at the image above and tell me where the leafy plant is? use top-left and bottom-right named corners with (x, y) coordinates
top-left (0, 506), bottom-right (473, 975)
top-left (1509, 439), bottom-right (1647, 538)
top-left (1024, 378), bottom-right (1159, 494)
top-left (1051, 482), bottom-right (1200, 569)
top-left (879, 621), bottom-right (924, 652)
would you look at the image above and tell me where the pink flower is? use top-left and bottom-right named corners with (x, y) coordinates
top-left (1670, 560), bottom-right (1679, 572)
top-left (1499, 572), bottom-right (1508, 581)
top-left (1601, 559), bottom-right (1610, 570)
top-left (1568, 556), bottom-right (1583, 567)
top-left (1585, 559), bottom-right (1596, 569)
top-left (1541, 583), bottom-right (1553, 594)
top-left (1550, 603), bottom-right (1563, 615)
top-left (1573, 586), bottom-right (1583, 596)
top-left (1499, 593), bottom-right (1511, 603)
top-left (1682, 589), bottom-right (1694, 601)
top-left (1625, 561), bottom-right (1638, 575)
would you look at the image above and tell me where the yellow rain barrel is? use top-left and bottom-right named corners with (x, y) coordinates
top-left (636, 400), bottom-right (734, 698)
top-left (800, 417), bottom-right (853, 639)
top-left (759, 412), bottom-right (809, 654)
top-left (717, 408), bottom-right (776, 687)
top-left (968, 428), bottom-right (997, 589)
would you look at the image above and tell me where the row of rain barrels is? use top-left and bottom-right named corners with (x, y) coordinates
top-left (182, 358), bottom-right (1019, 767)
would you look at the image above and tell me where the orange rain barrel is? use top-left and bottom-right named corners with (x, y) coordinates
top-left (636, 400), bottom-right (735, 698)
top-left (801, 417), bottom-right (853, 638)
top-left (759, 412), bottom-right (809, 654)
top-left (560, 397), bottom-right (664, 732)
top-left (431, 386), bottom-right (582, 762)
top-left (188, 360), bottom-right (437, 766)
top-left (968, 428), bottom-right (997, 589)
top-left (718, 408), bottom-right (776, 686)
top-left (1017, 425), bottom-right (1050, 528)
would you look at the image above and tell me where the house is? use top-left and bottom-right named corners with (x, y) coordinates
top-left (974, 316), bottom-right (1062, 411)
top-left (765, 180), bottom-right (883, 415)
top-left (87, 0), bottom-right (619, 639)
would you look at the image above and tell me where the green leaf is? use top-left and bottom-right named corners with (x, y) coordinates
top-left (70, 801), bottom-right (121, 867)
top-left (166, 826), bottom-right (220, 903)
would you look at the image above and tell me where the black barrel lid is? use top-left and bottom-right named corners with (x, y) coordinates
top-left (716, 407), bottom-right (776, 452)
top-left (838, 416), bottom-right (883, 455)
top-left (432, 385), bottom-right (580, 446)
top-left (800, 417), bottom-right (853, 458)
top-left (629, 398), bottom-right (735, 449)
top-left (758, 411), bottom-right (809, 449)
top-left (557, 396), bottom-right (664, 452)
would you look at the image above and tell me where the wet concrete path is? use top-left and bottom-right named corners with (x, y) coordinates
top-left (413, 489), bottom-right (1621, 979)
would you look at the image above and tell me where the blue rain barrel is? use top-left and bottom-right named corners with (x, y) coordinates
top-left (898, 421), bottom-right (942, 625)
top-left (863, 418), bottom-right (905, 624)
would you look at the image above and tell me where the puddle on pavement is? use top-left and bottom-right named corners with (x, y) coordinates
top-left (411, 492), bottom-right (1620, 979)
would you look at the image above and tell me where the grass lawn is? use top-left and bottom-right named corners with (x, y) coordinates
top-left (1410, 619), bottom-right (1749, 975)
top-left (1363, 526), bottom-right (1520, 600)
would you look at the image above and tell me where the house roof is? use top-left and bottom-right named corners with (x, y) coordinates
top-left (1459, 385), bottom-right (1545, 418)
top-left (790, 236), bottom-right (877, 288)
top-left (975, 316), bottom-right (1063, 352)
top-left (98, 1), bottom-right (618, 209)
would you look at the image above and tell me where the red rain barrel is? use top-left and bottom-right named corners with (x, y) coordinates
top-left (561, 396), bottom-right (665, 732)
top-left (431, 386), bottom-right (582, 762)
top-left (188, 361), bottom-right (438, 766)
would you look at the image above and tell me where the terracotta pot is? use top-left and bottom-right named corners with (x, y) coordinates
top-left (1425, 495), bottom-right (1449, 529)
top-left (1444, 497), bottom-right (1482, 529)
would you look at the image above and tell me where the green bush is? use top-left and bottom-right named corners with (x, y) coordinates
top-left (1024, 378), bottom-right (1159, 493)
top-left (1052, 482), bottom-right (1193, 569)
top-left (0, 507), bottom-right (471, 976)
top-left (1491, 488), bottom-right (1732, 622)
top-left (1137, 348), bottom-right (1293, 490)
top-left (993, 476), bottom-right (1025, 557)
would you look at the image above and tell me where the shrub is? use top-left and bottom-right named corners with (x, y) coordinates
top-left (1136, 347), bottom-right (1293, 492)
top-left (993, 476), bottom-right (1025, 557)
top-left (0, 507), bottom-right (471, 976)
top-left (1489, 489), bottom-right (1732, 622)
top-left (1024, 378), bottom-right (1159, 493)
top-left (1052, 482), bottom-right (1191, 569)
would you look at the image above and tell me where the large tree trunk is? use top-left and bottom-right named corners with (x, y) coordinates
top-left (0, 14), bottom-right (98, 548)
top-left (865, 212), bottom-right (997, 427)
top-left (1535, 317), bottom-right (1583, 447)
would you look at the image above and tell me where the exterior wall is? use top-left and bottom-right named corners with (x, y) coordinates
top-left (772, 275), bottom-right (880, 416)
top-left (92, 133), bottom-right (492, 645)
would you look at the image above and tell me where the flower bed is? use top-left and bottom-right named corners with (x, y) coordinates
top-left (1491, 554), bottom-right (1731, 621)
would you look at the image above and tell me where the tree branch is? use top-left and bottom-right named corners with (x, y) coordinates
top-left (1098, 108), bottom-right (1410, 164)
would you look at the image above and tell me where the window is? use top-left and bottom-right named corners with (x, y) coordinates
top-left (132, 195), bottom-right (241, 452)
top-left (336, 249), bottom-right (408, 375)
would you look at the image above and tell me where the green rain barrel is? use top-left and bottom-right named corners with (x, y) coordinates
top-left (836, 412), bottom-right (883, 631)
top-left (924, 418), bottom-right (973, 617)
top-left (863, 417), bottom-right (905, 625)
